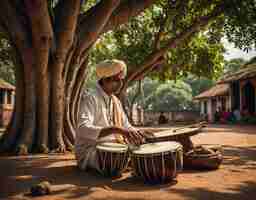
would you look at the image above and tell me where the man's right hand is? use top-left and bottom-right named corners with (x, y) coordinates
top-left (121, 128), bottom-right (145, 145)
top-left (99, 126), bottom-right (145, 145)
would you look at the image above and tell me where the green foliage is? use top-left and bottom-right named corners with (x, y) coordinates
top-left (183, 75), bottom-right (215, 97)
top-left (223, 58), bottom-right (246, 73)
top-left (90, 0), bottom-right (226, 82)
top-left (88, 0), bottom-right (256, 85)
top-left (0, 37), bottom-right (15, 85)
top-left (152, 32), bottom-right (225, 80)
top-left (245, 56), bottom-right (256, 66)
top-left (223, 0), bottom-right (256, 51)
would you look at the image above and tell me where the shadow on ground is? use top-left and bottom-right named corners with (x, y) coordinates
top-left (0, 154), bottom-right (178, 199)
top-left (0, 124), bottom-right (256, 199)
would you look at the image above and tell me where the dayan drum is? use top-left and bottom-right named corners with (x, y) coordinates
top-left (96, 142), bottom-right (130, 177)
top-left (131, 141), bottom-right (183, 184)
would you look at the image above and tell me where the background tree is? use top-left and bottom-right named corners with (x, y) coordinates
top-left (183, 75), bottom-right (215, 97)
top-left (223, 58), bottom-right (246, 74)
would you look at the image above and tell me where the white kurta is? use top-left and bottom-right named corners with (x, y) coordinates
top-left (75, 84), bottom-right (134, 171)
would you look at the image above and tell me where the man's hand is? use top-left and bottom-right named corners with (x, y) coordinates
top-left (99, 126), bottom-right (150, 145)
top-left (122, 129), bottom-right (146, 145)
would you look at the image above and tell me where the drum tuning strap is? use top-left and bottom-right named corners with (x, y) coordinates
top-left (127, 144), bottom-right (140, 152)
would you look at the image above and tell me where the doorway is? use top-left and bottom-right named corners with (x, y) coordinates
top-left (242, 81), bottom-right (255, 114)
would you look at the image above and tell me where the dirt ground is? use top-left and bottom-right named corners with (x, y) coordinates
top-left (0, 124), bottom-right (255, 200)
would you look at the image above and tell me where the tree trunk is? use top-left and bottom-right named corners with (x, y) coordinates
top-left (0, 52), bottom-right (89, 154)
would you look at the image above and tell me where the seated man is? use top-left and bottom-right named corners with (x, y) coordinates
top-left (158, 112), bottom-right (168, 125)
top-left (233, 107), bottom-right (241, 122)
top-left (220, 109), bottom-right (231, 123)
top-left (214, 107), bottom-right (221, 122)
top-left (75, 59), bottom-right (146, 172)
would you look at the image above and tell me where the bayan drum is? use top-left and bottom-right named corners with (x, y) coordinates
top-left (96, 142), bottom-right (130, 177)
top-left (131, 141), bottom-right (183, 184)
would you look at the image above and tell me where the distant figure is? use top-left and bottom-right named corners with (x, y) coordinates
top-left (158, 112), bottom-right (168, 124)
top-left (233, 108), bottom-right (241, 121)
top-left (214, 107), bottom-right (221, 122)
top-left (220, 109), bottom-right (231, 123)
top-left (241, 106), bottom-right (250, 117)
top-left (241, 106), bottom-right (251, 123)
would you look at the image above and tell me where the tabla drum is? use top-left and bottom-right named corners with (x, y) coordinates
top-left (96, 142), bottom-right (130, 177)
top-left (131, 141), bottom-right (183, 184)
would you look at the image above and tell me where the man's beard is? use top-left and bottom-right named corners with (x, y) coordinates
top-left (113, 82), bottom-right (123, 95)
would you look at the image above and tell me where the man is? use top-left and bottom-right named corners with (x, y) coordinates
top-left (158, 112), bottom-right (168, 125)
top-left (75, 59), bottom-right (146, 172)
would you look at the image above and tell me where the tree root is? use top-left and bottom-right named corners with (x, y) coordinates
top-left (37, 144), bottom-right (49, 154)
top-left (30, 181), bottom-right (51, 196)
top-left (51, 145), bottom-right (66, 153)
top-left (16, 144), bottom-right (29, 155)
top-left (66, 144), bottom-right (74, 153)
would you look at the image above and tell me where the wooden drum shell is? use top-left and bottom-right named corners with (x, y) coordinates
top-left (131, 143), bottom-right (183, 184)
top-left (96, 143), bottom-right (130, 177)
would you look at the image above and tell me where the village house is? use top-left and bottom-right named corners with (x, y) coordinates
top-left (194, 83), bottom-right (230, 122)
top-left (195, 64), bottom-right (256, 123)
top-left (0, 79), bottom-right (15, 127)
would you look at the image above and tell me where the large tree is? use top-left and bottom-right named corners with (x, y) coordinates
top-left (0, 0), bottom-right (255, 154)
top-left (0, 0), bottom-right (158, 154)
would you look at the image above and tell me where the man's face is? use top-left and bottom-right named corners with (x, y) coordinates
top-left (104, 73), bottom-right (124, 94)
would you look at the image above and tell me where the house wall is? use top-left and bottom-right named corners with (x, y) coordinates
top-left (249, 78), bottom-right (256, 112)
top-left (200, 101), bottom-right (204, 115)
top-left (199, 95), bottom-right (229, 123)
top-left (0, 90), bottom-right (14, 127)
top-left (227, 95), bottom-right (231, 111)
top-left (143, 111), bottom-right (200, 126)
top-left (0, 104), bottom-right (13, 127)
top-left (207, 99), bottom-right (213, 122)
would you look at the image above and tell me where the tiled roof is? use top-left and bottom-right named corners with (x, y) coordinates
top-left (194, 84), bottom-right (229, 100)
top-left (218, 64), bottom-right (256, 83)
top-left (0, 79), bottom-right (15, 90)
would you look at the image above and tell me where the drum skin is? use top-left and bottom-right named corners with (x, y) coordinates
top-left (131, 142), bottom-right (183, 184)
top-left (96, 143), bottom-right (130, 177)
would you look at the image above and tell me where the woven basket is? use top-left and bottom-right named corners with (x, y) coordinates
top-left (184, 144), bottom-right (222, 170)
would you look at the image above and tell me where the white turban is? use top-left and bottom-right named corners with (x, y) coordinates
top-left (95, 59), bottom-right (127, 80)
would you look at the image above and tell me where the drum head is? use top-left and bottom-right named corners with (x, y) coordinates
top-left (132, 141), bottom-right (181, 155)
top-left (96, 142), bottom-right (128, 152)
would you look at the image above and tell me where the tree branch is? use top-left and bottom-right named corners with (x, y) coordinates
top-left (102, 0), bottom-right (157, 33)
top-left (76, 0), bottom-right (121, 57)
top-left (123, 3), bottom-right (225, 89)
top-left (134, 58), bottom-right (165, 81)
top-left (54, 0), bottom-right (81, 60)
top-left (24, 0), bottom-right (53, 73)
